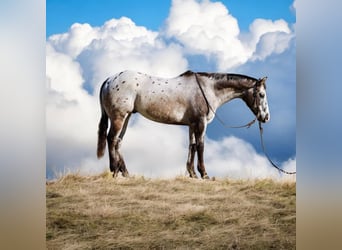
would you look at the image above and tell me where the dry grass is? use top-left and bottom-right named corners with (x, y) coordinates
top-left (47, 172), bottom-right (296, 249)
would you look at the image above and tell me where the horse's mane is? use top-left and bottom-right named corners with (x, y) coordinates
top-left (179, 70), bottom-right (257, 82)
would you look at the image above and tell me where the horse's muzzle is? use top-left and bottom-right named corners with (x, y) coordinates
top-left (263, 113), bottom-right (270, 123)
top-left (258, 113), bottom-right (270, 123)
top-left (265, 113), bottom-right (270, 121)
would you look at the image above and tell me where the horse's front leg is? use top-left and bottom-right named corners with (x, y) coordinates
top-left (196, 142), bottom-right (209, 179)
top-left (186, 128), bottom-right (198, 178)
top-left (194, 120), bottom-right (209, 179)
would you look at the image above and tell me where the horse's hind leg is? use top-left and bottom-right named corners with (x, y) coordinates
top-left (117, 113), bottom-right (131, 177)
top-left (107, 126), bottom-right (120, 177)
top-left (107, 113), bottom-right (130, 177)
top-left (107, 127), bottom-right (116, 175)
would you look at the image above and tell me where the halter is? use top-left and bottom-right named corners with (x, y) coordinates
top-left (194, 73), bottom-right (296, 175)
top-left (194, 73), bottom-right (257, 128)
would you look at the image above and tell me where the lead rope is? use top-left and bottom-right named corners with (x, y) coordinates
top-left (258, 122), bottom-right (296, 175)
top-left (195, 73), bottom-right (296, 175)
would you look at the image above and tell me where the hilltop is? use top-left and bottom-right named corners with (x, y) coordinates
top-left (47, 173), bottom-right (295, 249)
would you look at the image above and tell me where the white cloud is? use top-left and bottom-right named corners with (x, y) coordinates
top-left (46, 44), bottom-right (84, 99)
top-left (121, 116), bottom-right (188, 178)
top-left (205, 136), bottom-right (295, 180)
top-left (48, 16), bottom-right (188, 92)
top-left (166, 0), bottom-right (293, 70)
top-left (48, 17), bottom-right (159, 59)
top-left (46, 44), bottom-right (97, 145)
top-left (249, 19), bottom-right (294, 61)
top-left (48, 22), bottom-right (98, 58)
top-left (280, 157), bottom-right (297, 181)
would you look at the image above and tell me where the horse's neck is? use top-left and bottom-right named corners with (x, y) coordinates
top-left (210, 78), bottom-right (251, 108)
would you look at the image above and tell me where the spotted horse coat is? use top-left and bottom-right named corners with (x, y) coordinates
top-left (97, 70), bottom-right (270, 178)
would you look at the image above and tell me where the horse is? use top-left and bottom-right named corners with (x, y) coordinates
top-left (97, 70), bottom-right (270, 179)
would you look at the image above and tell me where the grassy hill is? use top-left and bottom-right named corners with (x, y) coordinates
top-left (46, 173), bottom-right (296, 249)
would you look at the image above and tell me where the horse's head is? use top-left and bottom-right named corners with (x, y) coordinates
top-left (244, 77), bottom-right (270, 123)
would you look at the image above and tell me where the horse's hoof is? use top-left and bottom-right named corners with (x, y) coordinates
top-left (122, 171), bottom-right (129, 178)
top-left (112, 172), bottom-right (119, 178)
top-left (202, 174), bottom-right (210, 180)
top-left (189, 173), bottom-right (198, 179)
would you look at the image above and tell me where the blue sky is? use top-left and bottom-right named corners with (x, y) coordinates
top-left (47, 0), bottom-right (295, 37)
top-left (46, 0), bottom-right (296, 179)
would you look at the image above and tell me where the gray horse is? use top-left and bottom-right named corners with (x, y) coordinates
top-left (97, 70), bottom-right (270, 178)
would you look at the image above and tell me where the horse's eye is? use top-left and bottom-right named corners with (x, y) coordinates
top-left (259, 92), bottom-right (265, 98)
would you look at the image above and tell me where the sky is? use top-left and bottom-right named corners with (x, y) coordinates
top-left (46, 0), bottom-right (296, 180)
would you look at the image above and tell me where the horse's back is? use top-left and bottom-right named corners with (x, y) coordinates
top-left (101, 70), bottom-right (198, 124)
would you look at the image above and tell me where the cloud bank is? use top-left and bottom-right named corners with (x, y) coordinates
top-left (46, 0), bottom-right (296, 180)
top-left (166, 0), bottom-right (293, 70)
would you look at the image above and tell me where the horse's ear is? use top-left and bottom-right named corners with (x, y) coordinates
top-left (259, 76), bottom-right (267, 82)
top-left (258, 76), bottom-right (267, 87)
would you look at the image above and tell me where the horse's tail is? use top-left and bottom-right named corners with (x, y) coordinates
top-left (97, 79), bottom-right (109, 158)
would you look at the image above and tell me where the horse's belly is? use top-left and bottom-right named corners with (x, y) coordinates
top-left (135, 97), bottom-right (189, 125)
